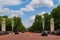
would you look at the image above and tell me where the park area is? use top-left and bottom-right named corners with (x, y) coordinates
top-left (0, 32), bottom-right (60, 40)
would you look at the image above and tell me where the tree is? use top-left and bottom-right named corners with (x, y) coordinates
top-left (51, 5), bottom-right (60, 30)
top-left (13, 17), bottom-right (26, 32)
top-left (0, 16), bottom-right (2, 31)
top-left (0, 16), bottom-right (26, 32)
top-left (29, 13), bottom-right (51, 32)
top-left (29, 15), bottom-right (42, 32)
top-left (2, 15), bottom-right (12, 31)
top-left (6, 18), bottom-right (12, 31)
top-left (44, 13), bottom-right (51, 30)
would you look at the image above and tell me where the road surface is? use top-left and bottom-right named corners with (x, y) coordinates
top-left (0, 32), bottom-right (60, 40)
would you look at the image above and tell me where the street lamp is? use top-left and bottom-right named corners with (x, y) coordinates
top-left (41, 14), bottom-right (45, 30)
top-left (11, 14), bottom-right (15, 32)
top-left (11, 17), bottom-right (14, 32)
top-left (11, 14), bottom-right (18, 32)
top-left (41, 14), bottom-right (48, 36)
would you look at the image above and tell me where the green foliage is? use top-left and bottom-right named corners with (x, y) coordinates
top-left (0, 16), bottom-right (2, 31)
top-left (44, 13), bottom-right (50, 30)
top-left (51, 5), bottom-right (60, 30)
top-left (13, 17), bottom-right (26, 32)
top-left (0, 16), bottom-right (26, 31)
top-left (2, 15), bottom-right (12, 31)
top-left (29, 13), bottom-right (50, 32)
top-left (6, 18), bottom-right (12, 31)
top-left (0, 5), bottom-right (60, 32)
top-left (29, 5), bottom-right (60, 32)
top-left (29, 15), bottom-right (42, 32)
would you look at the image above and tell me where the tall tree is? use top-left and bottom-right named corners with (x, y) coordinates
top-left (13, 17), bottom-right (26, 32)
top-left (29, 15), bottom-right (42, 32)
top-left (51, 5), bottom-right (60, 30)
top-left (44, 13), bottom-right (51, 30)
top-left (0, 16), bottom-right (2, 31)
top-left (2, 15), bottom-right (12, 31)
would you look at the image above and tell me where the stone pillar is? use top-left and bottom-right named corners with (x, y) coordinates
top-left (50, 18), bottom-right (54, 32)
top-left (2, 18), bottom-right (6, 31)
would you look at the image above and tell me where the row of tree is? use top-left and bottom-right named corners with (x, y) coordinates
top-left (0, 16), bottom-right (26, 31)
top-left (0, 5), bottom-right (60, 32)
top-left (28, 5), bottom-right (60, 32)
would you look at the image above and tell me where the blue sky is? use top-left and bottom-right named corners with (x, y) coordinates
top-left (0, 0), bottom-right (60, 28)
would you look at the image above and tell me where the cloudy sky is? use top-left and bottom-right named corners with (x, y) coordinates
top-left (0, 0), bottom-right (60, 28)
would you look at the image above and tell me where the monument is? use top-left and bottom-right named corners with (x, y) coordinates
top-left (2, 18), bottom-right (6, 31)
top-left (50, 18), bottom-right (54, 33)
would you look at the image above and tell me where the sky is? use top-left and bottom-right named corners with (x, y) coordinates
top-left (0, 0), bottom-right (60, 28)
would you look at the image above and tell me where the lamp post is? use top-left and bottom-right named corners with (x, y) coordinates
top-left (11, 17), bottom-right (14, 32)
top-left (41, 14), bottom-right (48, 36)
top-left (41, 14), bottom-right (45, 30)
top-left (11, 14), bottom-right (14, 32)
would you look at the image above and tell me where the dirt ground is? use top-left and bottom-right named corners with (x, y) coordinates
top-left (0, 32), bottom-right (60, 40)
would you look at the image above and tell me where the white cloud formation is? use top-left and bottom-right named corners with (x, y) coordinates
top-left (24, 15), bottom-right (35, 28)
top-left (0, 0), bottom-right (54, 28)
top-left (29, 15), bottom-right (35, 22)
top-left (0, 7), bottom-right (24, 18)
top-left (24, 11), bottom-right (46, 28)
top-left (0, 0), bottom-right (22, 6)
top-left (0, 0), bottom-right (54, 17)
top-left (20, 6), bottom-right (35, 12)
top-left (29, 0), bottom-right (54, 7)
top-left (58, 0), bottom-right (60, 4)
top-left (38, 12), bottom-right (45, 15)
top-left (24, 11), bottom-right (55, 28)
top-left (20, 0), bottom-right (54, 12)
top-left (0, 0), bottom-right (22, 15)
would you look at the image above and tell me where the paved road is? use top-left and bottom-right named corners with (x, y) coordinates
top-left (0, 32), bottom-right (60, 40)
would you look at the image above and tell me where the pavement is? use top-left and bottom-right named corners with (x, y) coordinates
top-left (0, 32), bottom-right (60, 40)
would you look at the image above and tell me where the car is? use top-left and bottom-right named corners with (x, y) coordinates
top-left (0, 31), bottom-right (9, 35)
top-left (41, 30), bottom-right (48, 36)
top-left (54, 30), bottom-right (60, 35)
top-left (15, 31), bottom-right (19, 34)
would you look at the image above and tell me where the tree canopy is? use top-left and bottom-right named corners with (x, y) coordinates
top-left (0, 16), bottom-right (26, 31)
top-left (28, 5), bottom-right (60, 32)
top-left (51, 5), bottom-right (60, 30)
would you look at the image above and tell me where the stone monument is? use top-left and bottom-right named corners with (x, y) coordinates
top-left (50, 18), bottom-right (54, 32)
top-left (2, 18), bottom-right (6, 31)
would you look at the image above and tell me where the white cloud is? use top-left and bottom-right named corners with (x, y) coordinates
top-left (0, 7), bottom-right (24, 18)
top-left (29, 15), bottom-right (35, 22)
top-left (20, 0), bottom-right (54, 12)
top-left (0, 7), bottom-right (10, 14)
top-left (0, 0), bottom-right (22, 6)
top-left (0, 0), bottom-right (54, 17)
top-left (30, 0), bottom-right (54, 7)
top-left (24, 15), bottom-right (35, 28)
top-left (38, 12), bottom-right (45, 15)
top-left (20, 5), bottom-right (35, 12)
top-left (24, 11), bottom-right (46, 28)
top-left (0, 0), bottom-right (54, 28)
top-left (38, 11), bottom-right (46, 18)
top-left (58, 0), bottom-right (60, 4)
